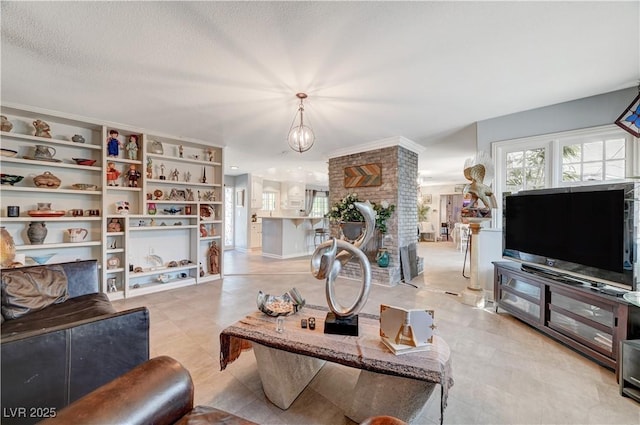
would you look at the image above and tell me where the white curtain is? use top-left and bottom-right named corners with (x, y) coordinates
top-left (304, 189), bottom-right (316, 215)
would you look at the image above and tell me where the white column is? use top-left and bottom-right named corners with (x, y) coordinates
top-left (461, 221), bottom-right (486, 308)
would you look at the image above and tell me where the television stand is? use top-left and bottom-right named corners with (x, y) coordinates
top-left (495, 261), bottom-right (640, 375)
top-left (520, 264), bottom-right (602, 287)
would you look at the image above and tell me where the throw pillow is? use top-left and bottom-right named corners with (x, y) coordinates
top-left (1, 265), bottom-right (69, 319)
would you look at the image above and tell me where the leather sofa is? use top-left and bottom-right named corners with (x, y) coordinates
top-left (1, 260), bottom-right (149, 425)
top-left (41, 356), bottom-right (257, 425)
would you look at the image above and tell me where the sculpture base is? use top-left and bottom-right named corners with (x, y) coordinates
top-left (324, 312), bottom-right (359, 336)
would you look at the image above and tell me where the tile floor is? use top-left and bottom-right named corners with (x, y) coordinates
top-left (112, 241), bottom-right (640, 424)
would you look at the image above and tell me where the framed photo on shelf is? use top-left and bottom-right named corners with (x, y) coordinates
top-left (236, 189), bottom-right (245, 207)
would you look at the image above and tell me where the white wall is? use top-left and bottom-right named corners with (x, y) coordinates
top-left (234, 174), bottom-right (249, 250)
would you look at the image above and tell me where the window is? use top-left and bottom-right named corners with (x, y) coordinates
top-left (310, 194), bottom-right (328, 217)
top-left (505, 147), bottom-right (547, 193)
top-left (560, 137), bottom-right (626, 183)
top-left (262, 192), bottom-right (276, 211)
top-left (495, 125), bottom-right (633, 195)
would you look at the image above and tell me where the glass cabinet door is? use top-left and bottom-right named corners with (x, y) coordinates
top-left (548, 290), bottom-right (614, 354)
top-left (498, 273), bottom-right (542, 321)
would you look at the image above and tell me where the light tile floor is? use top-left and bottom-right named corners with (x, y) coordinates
top-left (113, 241), bottom-right (640, 424)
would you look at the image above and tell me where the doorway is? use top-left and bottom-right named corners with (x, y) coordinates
top-left (225, 186), bottom-right (234, 249)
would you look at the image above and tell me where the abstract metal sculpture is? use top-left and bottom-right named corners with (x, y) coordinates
top-left (310, 202), bottom-right (375, 335)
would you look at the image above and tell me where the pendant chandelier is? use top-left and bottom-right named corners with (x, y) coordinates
top-left (287, 93), bottom-right (315, 153)
top-left (615, 85), bottom-right (640, 138)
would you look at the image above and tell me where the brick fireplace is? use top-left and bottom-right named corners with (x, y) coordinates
top-left (327, 137), bottom-right (423, 286)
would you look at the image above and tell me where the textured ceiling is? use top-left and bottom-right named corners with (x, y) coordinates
top-left (2, 1), bottom-right (638, 186)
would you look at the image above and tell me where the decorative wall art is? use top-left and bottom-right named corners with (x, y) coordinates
top-left (343, 163), bottom-right (382, 188)
top-left (615, 92), bottom-right (640, 137)
top-left (423, 194), bottom-right (432, 204)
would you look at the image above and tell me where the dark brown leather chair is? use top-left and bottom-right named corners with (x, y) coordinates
top-left (40, 356), bottom-right (256, 425)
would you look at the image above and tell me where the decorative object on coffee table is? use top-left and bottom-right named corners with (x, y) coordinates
top-left (310, 201), bottom-right (375, 336)
top-left (256, 287), bottom-right (305, 317)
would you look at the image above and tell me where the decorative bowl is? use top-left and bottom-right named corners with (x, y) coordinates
top-left (1, 174), bottom-right (24, 185)
top-left (257, 287), bottom-right (305, 317)
top-left (72, 183), bottom-right (98, 191)
top-left (72, 158), bottom-right (97, 166)
top-left (0, 148), bottom-right (18, 157)
top-left (29, 254), bottom-right (55, 265)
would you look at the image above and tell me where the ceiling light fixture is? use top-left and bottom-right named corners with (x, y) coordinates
top-left (615, 85), bottom-right (640, 138)
top-left (287, 93), bottom-right (315, 153)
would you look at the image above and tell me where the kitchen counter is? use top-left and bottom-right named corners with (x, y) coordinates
top-left (261, 217), bottom-right (326, 259)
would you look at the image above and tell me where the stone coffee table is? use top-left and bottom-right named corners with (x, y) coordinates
top-left (220, 305), bottom-right (453, 423)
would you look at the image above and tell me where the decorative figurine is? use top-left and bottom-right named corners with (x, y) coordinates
top-left (146, 157), bottom-right (153, 178)
top-left (150, 218), bottom-right (156, 226)
top-left (179, 145), bottom-right (184, 158)
top-left (201, 167), bottom-right (207, 184)
top-left (1, 115), bottom-right (13, 132)
top-left (208, 241), bottom-right (220, 274)
top-left (116, 201), bottom-right (130, 215)
top-left (206, 149), bottom-right (215, 162)
top-left (199, 262), bottom-right (205, 277)
top-left (200, 223), bottom-right (208, 237)
top-left (148, 203), bottom-right (157, 215)
top-left (186, 188), bottom-right (194, 201)
top-left (107, 218), bottom-right (122, 232)
top-left (125, 135), bottom-right (139, 160)
top-left (107, 129), bottom-right (121, 157)
top-left (159, 164), bottom-right (166, 180)
top-left (170, 168), bottom-right (179, 181)
top-left (185, 171), bottom-right (191, 182)
top-left (126, 164), bottom-right (141, 187)
top-left (72, 134), bottom-right (85, 143)
top-left (106, 162), bottom-right (121, 186)
top-left (32, 119), bottom-right (52, 138)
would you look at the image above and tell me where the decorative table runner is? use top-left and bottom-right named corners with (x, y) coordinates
top-left (220, 304), bottom-right (454, 419)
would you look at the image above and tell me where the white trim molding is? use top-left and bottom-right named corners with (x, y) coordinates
top-left (328, 136), bottom-right (424, 159)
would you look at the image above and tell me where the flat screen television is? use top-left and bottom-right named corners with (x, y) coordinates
top-left (503, 182), bottom-right (638, 291)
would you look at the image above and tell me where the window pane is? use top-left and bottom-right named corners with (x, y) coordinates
top-left (583, 141), bottom-right (603, 162)
top-left (562, 164), bottom-right (580, 182)
top-left (562, 144), bottom-right (581, 164)
top-left (506, 168), bottom-right (523, 191)
top-left (583, 162), bottom-right (603, 181)
top-left (506, 151), bottom-right (523, 169)
top-left (605, 160), bottom-right (625, 180)
top-left (524, 148), bottom-right (545, 168)
top-left (262, 192), bottom-right (276, 211)
top-left (605, 139), bottom-right (625, 160)
top-left (526, 166), bottom-right (545, 189)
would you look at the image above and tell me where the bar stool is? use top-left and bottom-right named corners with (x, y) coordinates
top-left (314, 228), bottom-right (329, 246)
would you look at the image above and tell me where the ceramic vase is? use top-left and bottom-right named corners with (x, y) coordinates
top-left (27, 221), bottom-right (47, 244)
top-left (341, 222), bottom-right (364, 241)
top-left (376, 248), bottom-right (390, 268)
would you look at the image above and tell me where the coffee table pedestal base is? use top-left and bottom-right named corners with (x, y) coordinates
top-left (252, 342), bottom-right (326, 409)
top-left (347, 370), bottom-right (436, 423)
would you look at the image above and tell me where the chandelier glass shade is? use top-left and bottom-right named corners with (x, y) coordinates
top-left (287, 93), bottom-right (315, 153)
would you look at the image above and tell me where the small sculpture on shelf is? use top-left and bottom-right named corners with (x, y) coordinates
top-left (146, 157), bottom-right (153, 178)
top-left (185, 171), bottom-right (191, 182)
top-left (125, 135), bottom-right (139, 160)
top-left (72, 134), bottom-right (85, 143)
top-left (201, 167), bottom-right (207, 184)
top-left (206, 149), bottom-right (215, 162)
top-left (148, 203), bottom-right (157, 215)
top-left (159, 164), bottom-right (166, 180)
top-left (116, 200), bottom-right (130, 215)
top-left (126, 164), bottom-right (141, 187)
top-left (1, 115), bottom-right (13, 132)
top-left (106, 162), bottom-right (121, 186)
top-left (170, 168), bottom-right (179, 181)
top-left (208, 241), bottom-right (220, 275)
top-left (200, 223), bottom-right (208, 237)
top-left (186, 188), bottom-right (194, 201)
top-left (178, 145), bottom-right (184, 158)
top-left (107, 130), bottom-right (121, 157)
top-left (107, 218), bottom-right (122, 232)
top-left (32, 119), bottom-right (52, 138)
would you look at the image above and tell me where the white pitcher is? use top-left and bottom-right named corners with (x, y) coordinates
top-left (67, 228), bottom-right (88, 243)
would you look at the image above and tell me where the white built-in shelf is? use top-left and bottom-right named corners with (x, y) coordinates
top-left (129, 264), bottom-right (197, 278)
top-left (0, 156), bottom-right (102, 171)
top-left (16, 241), bottom-right (102, 250)
top-left (128, 277), bottom-right (196, 296)
top-left (147, 153), bottom-right (221, 167)
top-left (105, 186), bottom-right (141, 192)
top-left (145, 200), bottom-right (198, 204)
top-left (127, 214), bottom-right (195, 219)
top-left (105, 267), bottom-right (125, 273)
top-left (106, 248), bottom-right (125, 254)
top-left (200, 219), bottom-right (223, 224)
top-left (105, 157), bottom-right (143, 165)
top-left (0, 131), bottom-right (103, 149)
top-left (146, 178), bottom-right (220, 188)
top-left (0, 186), bottom-right (102, 195)
top-left (200, 236), bottom-right (221, 241)
top-left (129, 225), bottom-right (197, 231)
top-left (2, 216), bottom-right (102, 222)
top-left (106, 232), bottom-right (125, 236)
